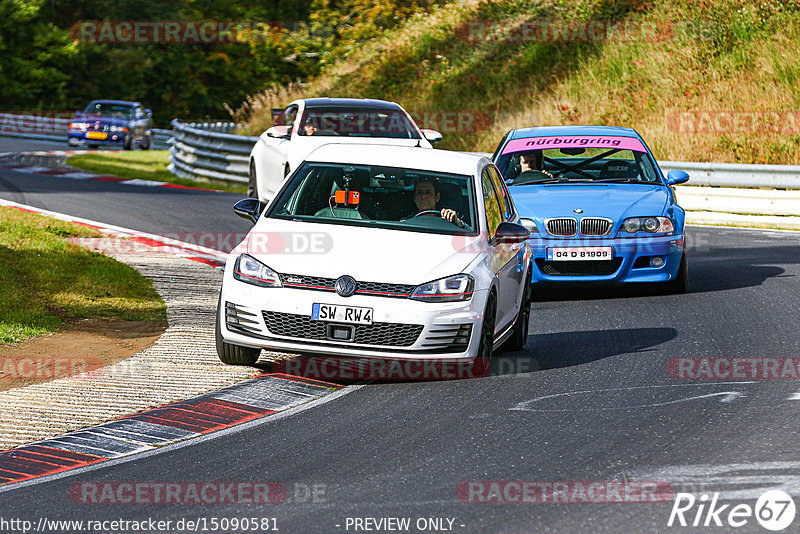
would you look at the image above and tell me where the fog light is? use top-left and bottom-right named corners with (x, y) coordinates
top-left (651, 257), bottom-right (664, 267)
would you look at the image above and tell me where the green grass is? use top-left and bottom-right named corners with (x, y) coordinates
top-left (0, 207), bottom-right (167, 345)
top-left (66, 151), bottom-right (247, 194)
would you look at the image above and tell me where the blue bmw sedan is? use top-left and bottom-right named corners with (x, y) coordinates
top-left (492, 125), bottom-right (689, 292)
top-left (67, 100), bottom-right (153, 150)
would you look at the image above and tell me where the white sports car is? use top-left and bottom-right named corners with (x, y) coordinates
top-left (248, 98), bottom-right (442, 202)
top-left (217, 144), bottom-right (533, 376)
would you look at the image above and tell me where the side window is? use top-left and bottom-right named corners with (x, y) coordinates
top-left (274, 105), bottom-right (299, 132)
top-left (481, 169), bottom-right (503, 240)
top-left (488, 165), bottom-right (514, 220)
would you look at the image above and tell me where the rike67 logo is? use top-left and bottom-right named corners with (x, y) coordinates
top-left (668, 490), bottom-right (796, 531)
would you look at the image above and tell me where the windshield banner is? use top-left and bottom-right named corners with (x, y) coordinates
top-left (501, 136), bottom-right (647, 154)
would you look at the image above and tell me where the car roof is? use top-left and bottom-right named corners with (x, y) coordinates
top-left (509, 125), bottom-right (640, 139)
top-left (304, 144), bottom-right (487, 176)
top-left (87, 100), bottom-right (139, 107)
top-left (302, 98), bottom-right (402, 111)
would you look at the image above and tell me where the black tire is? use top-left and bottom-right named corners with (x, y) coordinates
top-left (472, 293), bottom-right (497, 377)
top-left (140, 134), bottom-right (151, 150)
top-left (215, 297), bottom-right (261, 365)
top-left (248, 160), bottom-right (257, 198)
top-left (123, 134), bottom-right (133, 150)
top-left (502, 277), bottom-right (532, 351)
top-left (663, 251), bottom-right (689, 294)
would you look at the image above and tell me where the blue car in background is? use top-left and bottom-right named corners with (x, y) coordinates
top-left (492, 125), bottom-right (690, 292)
top-left (68, 100), bottom-right (153, 150)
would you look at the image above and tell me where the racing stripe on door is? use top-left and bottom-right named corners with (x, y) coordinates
top-left (0, 374), bottom-right (341, 487)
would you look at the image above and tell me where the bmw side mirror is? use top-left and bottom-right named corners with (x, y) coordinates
top-left (234, 198), bottom-right (265, 224)
top-left (492, 221), bottom-right (531, 245)
top-left (420, 129), bottom-right (443, 144)
top-left (666, 170), bottom-right (690, 186)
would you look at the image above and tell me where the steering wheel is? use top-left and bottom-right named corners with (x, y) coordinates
top-left (409, 210), bottom-right (442, 218)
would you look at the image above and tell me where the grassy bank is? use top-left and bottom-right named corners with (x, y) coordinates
top-left (66, 151), bottom-right (247, 194)
top-left (0, 207), bottom-right (166, 345)
top-left (237, 0), bottom-right (800, 165)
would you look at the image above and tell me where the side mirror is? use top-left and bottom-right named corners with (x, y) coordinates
top-left (266, 125), bottom-right (290, 139)
top-left (75, 111), bottom-right (82, 118)
top-left (420, 129), bottom-right (443, 144)
top-left (665, 169), bottom-right (689, 186)
top-left (234, 198), bottom-right (265, 224)
top-left (492, 221), bottom-right (531, 245)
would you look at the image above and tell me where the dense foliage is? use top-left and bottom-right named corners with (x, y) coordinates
top-left (0, 0), bottom-right (445, 124)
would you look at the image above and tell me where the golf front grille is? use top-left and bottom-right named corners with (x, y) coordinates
top-left (545, 218), bottom-right (578, 237)
top-left (279, 273), bottom-right (415, 298)
top-left (421, 324), bottom-right (472, 352)
top-left (262, 311), bottom-right (423, 346)
top-left (225, 301), bottom-right (263, 335)
top-left (536, 258), bottom-right (623, 276)
top-left (579, 217), bottom-right (612, 236)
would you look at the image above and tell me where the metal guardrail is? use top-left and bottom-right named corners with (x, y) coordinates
top-left (167, 119), bottom-right (258, 184)
top-left (0, 113), bottom-right (71, 142)
top-left (660, 161), bottom-right (800, 190)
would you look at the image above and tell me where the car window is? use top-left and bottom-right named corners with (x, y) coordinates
top-left (298, 107), bottom-right (421, 139)
top-left (497, 146), bottom-right (659, 185)
top-left (268, 162), bottom-right (476, 236)
top-left (84, 103), bottom-right (134, 119)
top-left (481, 169), bottom-right (503, 240)
top-left (487, 165), bottom-right (514, 221)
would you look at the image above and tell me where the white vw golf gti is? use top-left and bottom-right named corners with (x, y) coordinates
top-left (217, 144), bottom-right (533, 375)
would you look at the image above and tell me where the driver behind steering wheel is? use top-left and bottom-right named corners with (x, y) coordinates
top-left (404, 179), bottom-right (464, 227)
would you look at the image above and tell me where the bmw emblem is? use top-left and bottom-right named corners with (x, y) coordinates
top-left (335, 275), bottom-right (357, 297)
top-left (574, 208), bottom-right (584, 214)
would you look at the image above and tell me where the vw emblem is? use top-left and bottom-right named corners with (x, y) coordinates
top-left (335, 275), bottom-right (357, 297)
top-left (574, 208), bottom-right (584, 214)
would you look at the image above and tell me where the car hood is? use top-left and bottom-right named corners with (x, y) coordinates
top-left (286, 137), bottom-right (431, 168)
top-left (80, 115), bottom-right (132, 126)
top-left (238, 218), bottom-right (479, 285)
top-left (510, 183), bottom-right (670, 221)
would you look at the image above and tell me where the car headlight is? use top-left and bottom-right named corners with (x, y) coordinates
top-left (410, 274), bottom-right (474, 303)
top-left (69, 122), bottom-right (88, 130)
top-left (620, 217), bottom-right (674, 234)
top-left (233, 254), bottom-right (282, 288)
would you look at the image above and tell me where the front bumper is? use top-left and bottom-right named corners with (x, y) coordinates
top-left (68, 131), bottom-right (126, 146)
top-left (219, 277), bottom-right (489, 361)
top-left (528, 234), bottom-right (685, 283)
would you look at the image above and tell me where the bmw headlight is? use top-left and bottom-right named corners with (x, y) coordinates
top-left (620, 217), bottom-right (674, 234)
top-left (69, 122), bottom-right (88, 131)
top-left (410, 274), bottom-right (474, 303)
top-left (233, 254), bottom-right (282, 288)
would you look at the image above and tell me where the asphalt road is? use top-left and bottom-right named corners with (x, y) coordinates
top-left (0, 159), bottom-right (252, 252)
top-left (2, 162), bottom-right (800, 533)
top-left (0, 136), bottom-right (120, 153)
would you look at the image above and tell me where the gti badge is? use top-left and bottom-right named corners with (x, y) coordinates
top-left (574, 208), bottom-right (584, 214)
top-left (335, 275), bottom-right (357, 297)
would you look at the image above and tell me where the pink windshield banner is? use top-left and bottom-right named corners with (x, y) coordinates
top-left (501, 136), bottom-right (647, 154)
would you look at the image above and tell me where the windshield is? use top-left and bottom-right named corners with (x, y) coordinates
top-left (84, 102), bottom-right (135, 119)
top-left (497, 144), bottom-right (661, 185)
top-left (268, 162), bottom-right (477, 235)
top-left (298, 107), bottom-right (421, 139)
